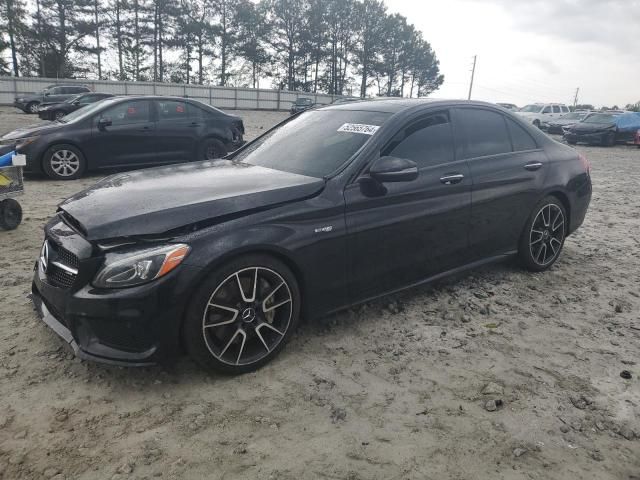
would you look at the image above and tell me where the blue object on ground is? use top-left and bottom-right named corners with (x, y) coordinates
top-left (0, 150), bottom-right (16, 167)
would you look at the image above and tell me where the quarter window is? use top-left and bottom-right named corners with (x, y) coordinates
top-left (506, 118), bottom-right (537, 151)
top-left (382, 111), bottom-right (454, 168)
top-left (456, 108), bottom-right (512, 159)
top-left (542, 106), bottom-right (551, 114)
top-left (552, 106), bottom-right (560, 113)
top-left (98, 100), bottom-right (150, 126)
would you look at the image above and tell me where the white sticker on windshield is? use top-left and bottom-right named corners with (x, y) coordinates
top-left (337, 123), bottom-right (380, 135)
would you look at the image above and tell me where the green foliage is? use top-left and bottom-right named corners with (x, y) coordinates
top-left (0, 0), bottom-right (444, 98)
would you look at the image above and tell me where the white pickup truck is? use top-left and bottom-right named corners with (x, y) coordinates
top-left (517, 103), bottom-right (571, 130)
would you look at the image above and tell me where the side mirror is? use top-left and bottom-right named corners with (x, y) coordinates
top-left (98, 117), bottom-right (112, 130)
top-left (369, 156), bottom-right (419, 183)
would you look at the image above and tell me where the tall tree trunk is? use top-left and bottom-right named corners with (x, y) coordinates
top-left (57, 0), bottom-right (67, 77)
top-left (6, 0), bottom-right (19, 76)
top-left (36, 0), bottom-right (45, 76)
top-left (134, 0), bottom-right (140, 81)
top-left (158, 7), bottom-right (164, 82)
top-left (115, 0), bottom-right (124, 79)
top-left (153, 2), bottom-right (158, 81)
top-left (94, 0), bottom-right (102, 79)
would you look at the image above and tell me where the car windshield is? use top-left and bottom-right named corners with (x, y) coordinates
top-left (583, 113), bottom-right (619, 124)
top-left (560, 112), bottom-right (586, 120)
top-left (64, 94), bottom-right (82, 104)
top-left (235, 109), bottom-right (390, 178)
top-left (57, 98), bottom-right (116, 123)
top-left (520, 104), bottom-right (542, 113)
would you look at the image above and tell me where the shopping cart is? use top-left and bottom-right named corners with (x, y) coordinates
top-left (0, 147), bottom-right (25, 230)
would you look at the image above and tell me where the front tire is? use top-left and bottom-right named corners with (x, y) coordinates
top-left (183, 254), bottom-right (301, 374)
top-left (518, 196), bottom-right (567, 272)
top-left (42, 144), bottom-right (86, 180)
top-left (25, 102), bottom-right (40, 114)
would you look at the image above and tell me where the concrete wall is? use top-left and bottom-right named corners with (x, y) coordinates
top-left (0, 76), bottom-right (339, 111)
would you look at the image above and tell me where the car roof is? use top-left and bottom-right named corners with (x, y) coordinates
top-left (318, 98), bottom-right (510, 114)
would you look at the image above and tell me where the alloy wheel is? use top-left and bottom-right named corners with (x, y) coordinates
top-left (202, 267), bottom-right (293, 366)
top-left (529, 204), bottom-right (565, 266)
top-left (29, 103), bottom-right (39, 113)
top-left (55, 111), bottom-right (65, 120)
top-left (50, 150), bottom-right (80, 177)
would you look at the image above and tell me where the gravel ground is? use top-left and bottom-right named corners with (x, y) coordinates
top-left (0, 105), bottom-right (638, 480)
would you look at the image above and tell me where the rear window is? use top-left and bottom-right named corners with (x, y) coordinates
top-left (456, 108), bottom-right (512, 159)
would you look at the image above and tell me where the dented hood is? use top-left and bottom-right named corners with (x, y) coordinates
top-left (59, 160), bottom-right (324, 240)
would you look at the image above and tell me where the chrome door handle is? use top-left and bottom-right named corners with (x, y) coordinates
top-left (524, 162), bottom-right (543, 171)
top-left (440, 173), bottom-right (464, 185)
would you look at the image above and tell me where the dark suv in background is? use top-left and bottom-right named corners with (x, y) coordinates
top-left (14, 85), bottom-right (91, 114)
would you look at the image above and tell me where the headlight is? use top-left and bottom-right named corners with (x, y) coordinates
top-left (15, 136), bottom-right (39, 149)
top-left (93, 244), bottom-right (190, 289)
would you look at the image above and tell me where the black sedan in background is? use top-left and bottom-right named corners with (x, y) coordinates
top-left (290, 97), bottom-right (314, 114)
top-left (546, 111), bottom-right (590, 134)
top-left (563, 112), bottom-right (621, 146)
top-left (38, 93), bottom-right (114, 121)
top-left (30, 99), bottom-right (591, 373)
top-left (0, 96), bottom-right (245, 180)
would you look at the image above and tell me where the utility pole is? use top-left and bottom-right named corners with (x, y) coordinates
top-left (573, 87), bottom-right (580, 108)
top-left (468, 55), bottom-right (477, 100)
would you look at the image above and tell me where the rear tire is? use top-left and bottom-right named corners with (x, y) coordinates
top-left (0, 199), bottom-right (23, 230)
top-left (42, 144), bottom-right (86, 180)
top-left (183, 254), bottom-right (301, 374)
top-left (518, 196), bottom-right (567, 272)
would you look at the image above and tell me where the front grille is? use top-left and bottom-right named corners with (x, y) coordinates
top-left (44, 241), bottom-right (79, 289)
top-left (48, 264), bottom-right (76, 289)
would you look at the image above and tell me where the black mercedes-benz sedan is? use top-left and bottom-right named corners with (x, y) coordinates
top-left (37, 92), bottom-right (114, 121)
top-left (0, 96), bottom-right (245, 180)
top-left (31, 99), bottom-right (592, 374)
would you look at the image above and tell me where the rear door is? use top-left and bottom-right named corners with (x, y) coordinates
top-left (45, 86), bottom-right (67, 104)
top-left (453, 107), bottom-right (546, 258)
top-left (88, 99), bottom-right (157, 168)
top-left (345, 110), bottom-right (472, 301)
top-left (154, 100), bottom-right (203, 163)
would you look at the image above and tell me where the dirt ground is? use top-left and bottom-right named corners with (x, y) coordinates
top-left (0, 105), bottom-right (638, 480)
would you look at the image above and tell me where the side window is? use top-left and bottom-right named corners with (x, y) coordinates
top-left (382, 111), bottom-right (454, 168)
top-left (98, 100), bottom-right (150, 126)
top-left (541, 106), bottom-right (552, 114)
top-left (552, 105), bottom-right (560, 113)
top-left (157, 100), bottom-right (199, 121)
top-left (78, 95), bottom-right (94, 104)
top-left (561, 106), bottom-right (569, 113)
top-left (506, 118), bottom-right (537, 152)
top-left (456, 108), bottom-right (512, 159)
top-left (50, 87), bottom-right (63, 95)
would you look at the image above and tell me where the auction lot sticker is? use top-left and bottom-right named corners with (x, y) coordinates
top-left (337, 123), bottom-right (380, 135)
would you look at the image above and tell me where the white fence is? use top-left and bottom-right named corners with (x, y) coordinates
top-left (0, 76), bottom-right (340, 111)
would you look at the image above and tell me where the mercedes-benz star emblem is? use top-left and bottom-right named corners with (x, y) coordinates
top-left (241, 307), bottom-right (256, 323)
top-left (40, 240), bottom-right (49, 273)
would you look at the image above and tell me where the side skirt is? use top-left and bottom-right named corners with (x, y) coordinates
top-left (321, 251), bottom-right (518, 319)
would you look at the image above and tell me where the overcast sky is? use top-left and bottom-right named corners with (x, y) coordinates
top-left (385, 0), bottom-right (640, 107)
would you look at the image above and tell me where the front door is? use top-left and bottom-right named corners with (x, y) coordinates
top-left (345, 110), bottom-right (472, 302)
top-left (89, 99), bottom-right (157, 168)
top-left (453, 107), bottom-right (547, 258)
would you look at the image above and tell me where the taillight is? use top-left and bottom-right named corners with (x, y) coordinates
top-left (578, 153), bottom-right (591, 175)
